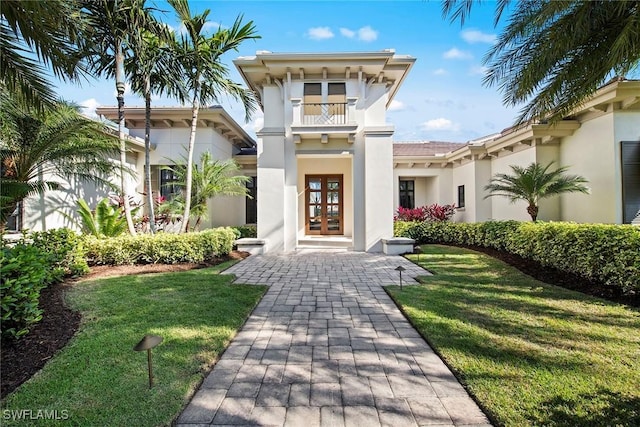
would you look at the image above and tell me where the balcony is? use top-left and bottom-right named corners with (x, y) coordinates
top-left (291, 98), bottom-right (358, 144)
top-left (302, 102), bottom-right (347, 125)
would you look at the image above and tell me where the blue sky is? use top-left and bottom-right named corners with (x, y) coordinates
top-left (56, 0), bottom-right (519, 142)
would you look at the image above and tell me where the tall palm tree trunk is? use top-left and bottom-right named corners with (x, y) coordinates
top-left (144, 75), bottom-right (156, 233)
top-left (180, 81), bottom-right (200, 233)
top-left (116, 45), bottom-right (136, 235)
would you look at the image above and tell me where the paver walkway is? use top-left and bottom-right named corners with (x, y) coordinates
top-left (177, 251), bottom-right (491, 427)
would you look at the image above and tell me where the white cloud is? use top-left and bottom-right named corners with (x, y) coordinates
top-left (443, 48), bottom-right (473, 60)
top-left (307, 26), bottom-right (334, 40)
top-left (173, 21), bottom-right (222, 36)
top-left (80, 98), bottom-right (100, 118)
top-left (433, 68), bottom-right (448, 76)
top-left (469, 65), bottom-right (489, 76)
top-left (339, 26), bottom-right (378, 41)
top-left (388, 100), bottom-right (405, 112)
top-left (357, 26), bottom-right (378, 42)
top-left (340, 27), bottom-right (355, 38)
top-left (421, 118), bottom-right (460, 132)
top-left (461, 29), bottom-right (497, 44)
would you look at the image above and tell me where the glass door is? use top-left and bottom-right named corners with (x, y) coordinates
top-left (305, 175), bottom-right (343, 235)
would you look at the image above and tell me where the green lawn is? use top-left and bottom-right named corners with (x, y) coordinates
top-left (1, 262), bottom-right (266, 426)
top-left (387, 245), bottom-right (640, 427)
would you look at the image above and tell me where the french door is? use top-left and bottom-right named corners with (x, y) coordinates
top-left (305, 175), bottom-right (343, 235)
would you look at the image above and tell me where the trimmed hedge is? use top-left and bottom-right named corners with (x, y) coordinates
top-left (394, 221), bottom-right (640, 295)
top-left (84, 227), bottom-right (237, 265)
top-left (232, 225), bottom-right (257, 239)
top-left (31, 228), bottom-right (89, 279)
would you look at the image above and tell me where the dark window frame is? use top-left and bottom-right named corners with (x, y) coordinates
top-left (159, 167), bottom-right (181, 200)
top-left (457, 185), bottom-right (466, 208)
top-left (399, 179), bottom-right (415, 209)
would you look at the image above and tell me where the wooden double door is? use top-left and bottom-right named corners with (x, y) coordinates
top-left (305, 175), bottom-right (343, 235)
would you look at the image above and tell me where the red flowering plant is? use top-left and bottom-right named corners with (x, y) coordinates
top-left (395, 204), bottom-right (456, 222)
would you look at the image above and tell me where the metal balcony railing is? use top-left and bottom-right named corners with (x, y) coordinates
top-left (302, 102), bottom-right (347, 125)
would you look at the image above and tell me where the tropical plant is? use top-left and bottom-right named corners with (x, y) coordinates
top-left (166, 152), bottom-right (250, 231)
top-left (442, 0), bottom-right (640, 124)
top-left (484, 162), bottom-right (589, 221)
top-left (126, 22), bottom-right (176, 234)
top-left (0, 95), bottom-right (119, 229)
top-left (166, 0), bottom-right (259, 232)
top-left (0, 0), bottom-right (87, 110)
top-left (81, 0), bottom-right (157, 235)
top-left (395, 204), bottom-right (456, 222)
top-left (76, 198), bottom-right (129, 237)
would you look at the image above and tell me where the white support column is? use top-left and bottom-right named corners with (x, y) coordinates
top-left (291, 98), bottom-right (302, 125)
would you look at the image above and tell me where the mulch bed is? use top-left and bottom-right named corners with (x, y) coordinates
top-left (1, 247), bottom-right (636, 399)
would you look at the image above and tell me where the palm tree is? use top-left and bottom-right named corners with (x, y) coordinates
top-left (81, 0), bottom-right (157, 235)
top-left (0, 95), bottom-right (120, 228)
top-left (484, 162), bottom-right (589, 221)
top-left (167, 0), bottom-right (258, 233)
top-left (126, 24), bottom-right (176, 234)
top-left (1, 0), bottom-right (87, 110)
top-left (442, 1), bottom-right (640, 124)
top-left (167, 152), bottom-right (250, 231)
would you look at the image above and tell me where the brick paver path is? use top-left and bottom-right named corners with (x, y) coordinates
top-left (177, 251), bottom-right (491, 426)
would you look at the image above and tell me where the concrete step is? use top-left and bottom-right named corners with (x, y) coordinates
top-left (297, 236), bottom-right (353, 250)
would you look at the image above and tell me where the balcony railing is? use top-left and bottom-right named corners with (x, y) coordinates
top-left (302, 102), bottom-right (347, 125)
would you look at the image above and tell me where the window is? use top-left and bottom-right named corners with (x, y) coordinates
top-left (399, 180), bottom-right (415, 209)
top-left (457, 185), bottom-right (465, 208)
top-left (245, 176), bottom-right (257, 224)
top-left (159, 167), bottom-right (181, 200)
top-left (621, 141), bottom-right (640, 223)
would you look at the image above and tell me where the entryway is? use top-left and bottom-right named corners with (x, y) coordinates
top-left (305, 175), bottom-right (343, 235)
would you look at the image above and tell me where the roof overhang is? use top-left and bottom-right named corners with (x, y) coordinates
top-left (234, 50), bottom-right (415, 109)
top-left (95, 106), bottom-right (256, 149)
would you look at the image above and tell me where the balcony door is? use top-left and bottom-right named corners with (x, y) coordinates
top-left (305, 175), bottom-right (343, 235)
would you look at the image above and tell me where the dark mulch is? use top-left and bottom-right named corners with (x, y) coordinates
top-left (0, 252), bottom-right (249, 399)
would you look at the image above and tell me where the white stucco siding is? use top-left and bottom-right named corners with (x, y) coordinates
top-left (126, 127), bottom-right (233, 166)
top-left (392, 168), bottom-right (453, 209)
top-left (613, 111), bottom-right (640, 223)
top-left (21, 153), bottom-right (141, 232)
top-left (560, 114), bottom-right (616, 223)
top-left (297, 157), bottom-right (353, 237)
top-left (488, 148), bottom-right (538, 221)
top-left (208, 194), bottom-right (246, 228)
top-left (364, 133), bottom-right (394, 252)
top-left (363, 85), bottom-right (388, 126)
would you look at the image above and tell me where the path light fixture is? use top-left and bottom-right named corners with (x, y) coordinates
top-left (395, 265), bottom-right (406, 291)
top-left (133, 334), bottom-right (163, 389)
top-left (414, 246), bottom-right (422, 262)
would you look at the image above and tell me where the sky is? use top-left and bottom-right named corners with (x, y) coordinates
top-left (54, 0), bottom-right (519, 143)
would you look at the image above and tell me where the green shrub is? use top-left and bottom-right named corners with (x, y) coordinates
top-left (84, 227), bottom-right (237, 265)
top-left (395, 221), bottom-right (640, 295)
top-left (31, 228), bottom-right (89, 278)
top-left (232, 225), bottom-right (257, 239)
top-left (1, 244), bottom-right (51, 340)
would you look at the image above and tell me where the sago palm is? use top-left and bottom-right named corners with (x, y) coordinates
top-left (166, 0), bottom-right (258, 232)
top-left (0, 95), bottom-right (119, 228)
top-left (484, 162), bottom-right (589, 221)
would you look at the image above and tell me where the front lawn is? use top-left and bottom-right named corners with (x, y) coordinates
top-left (387, 245), bottom-right (640, 427)
top-left (1, 262), bottom-right (266, 426)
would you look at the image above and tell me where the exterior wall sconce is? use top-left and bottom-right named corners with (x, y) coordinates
top-left (133, 334), bottom-right (163, 389)
top-left (395, 265), bottom-right (406, 290)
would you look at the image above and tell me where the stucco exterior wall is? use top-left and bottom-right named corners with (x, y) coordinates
top-left (21, 152), bottom-right (141, 232)
top-left (560, 114), bottom-right (616, 223)
top-left (488, 147), bottom-right (538, 221)
top-left (393, 168), bottom-right (453, 210)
